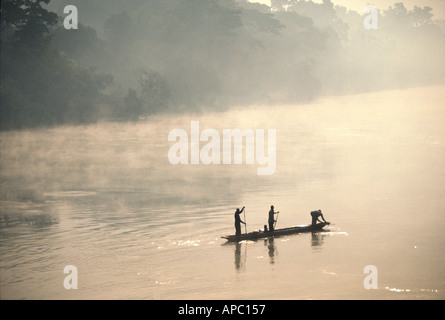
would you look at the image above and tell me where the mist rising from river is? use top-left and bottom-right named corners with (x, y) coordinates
top-left (1, 86), bottom-right (444, 299)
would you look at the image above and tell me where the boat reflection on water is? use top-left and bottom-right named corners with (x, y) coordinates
top-left (232, 239), bottom-right (277, 272)
top-left (311, 231), bottom-right (326, 252)
top-left (231, 230), bottom-right (329, 271)
top-left (234, 242), bottom-right (247, 272)
top-left (264, 238), bottom-right (277, 265)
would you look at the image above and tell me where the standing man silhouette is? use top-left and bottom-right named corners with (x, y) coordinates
top-left (268, 205), bottom-right (279, 232)
top-left (234, 207), bottom-right (246, 236)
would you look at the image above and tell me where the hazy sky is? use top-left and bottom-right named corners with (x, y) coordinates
top-left (253, 0), bottom-right (445, 19)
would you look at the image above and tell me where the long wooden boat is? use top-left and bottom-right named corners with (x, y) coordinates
top-left (221, 222), bottom-right (329, 242)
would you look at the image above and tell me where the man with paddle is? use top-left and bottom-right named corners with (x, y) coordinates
top-left (310, 209), bottom-right (328, 226)
top-left (268, 205), bottom-right (279, 232)
top-left (234, 207), bottom-right (246, 236)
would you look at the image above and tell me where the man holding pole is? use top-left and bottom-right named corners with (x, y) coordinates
top-left (234, 207), bottom-right (246, 236)
top-left (268, 205), bottom-right (279, 232)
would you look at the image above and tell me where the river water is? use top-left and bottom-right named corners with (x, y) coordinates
top-left (1, 86), bottom-right (444, 299)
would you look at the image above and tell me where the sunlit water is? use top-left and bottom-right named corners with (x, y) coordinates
top-left (1, 86), bottom-right (444, 299)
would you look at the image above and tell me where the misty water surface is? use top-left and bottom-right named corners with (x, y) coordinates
top-left (0, 86), bottom-right (444, 299)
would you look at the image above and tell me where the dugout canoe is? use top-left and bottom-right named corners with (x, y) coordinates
top-left (221, 222), bottom-right (329, 242)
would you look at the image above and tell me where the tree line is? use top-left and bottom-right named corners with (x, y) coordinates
top-left (1, 0), bottom-right (444, 130)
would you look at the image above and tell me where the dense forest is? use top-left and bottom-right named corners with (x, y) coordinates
top-left (1, 0), bottom-right (444, 130)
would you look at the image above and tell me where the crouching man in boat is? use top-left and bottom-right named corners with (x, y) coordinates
top-left (311, 209), bottom-right (327, 226)
top-left (268, 205), bottom-right (279, 232)
top-left (234, 207), bottom-right (246, 236)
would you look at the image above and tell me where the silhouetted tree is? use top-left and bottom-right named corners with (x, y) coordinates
top-left (0, 0), bottom-right (113, 129)
top-left (1, 0), bottom-right (58, 46)
top-left (136, 68), bottom-right (173, 115)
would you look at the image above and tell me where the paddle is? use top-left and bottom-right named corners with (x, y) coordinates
top-left (274, 211), bottom-right (280, 229)
top-left (244, 207), bottom-right (247, 234)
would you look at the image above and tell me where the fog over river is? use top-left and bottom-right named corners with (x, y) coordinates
top-left (1, 86), bottom-right (444, 299)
